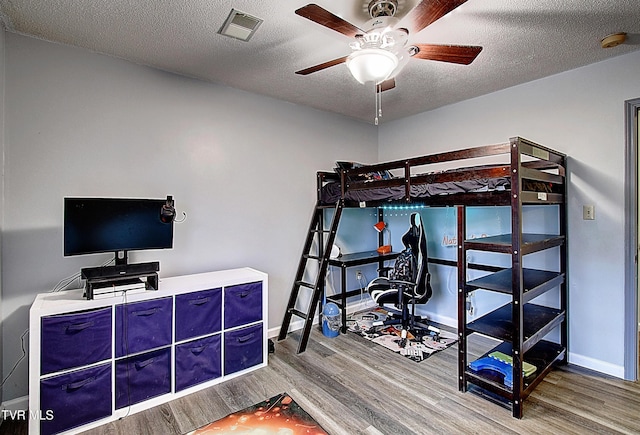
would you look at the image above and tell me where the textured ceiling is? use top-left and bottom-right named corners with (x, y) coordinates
top-left (1, 0), bottom-right (639, 123)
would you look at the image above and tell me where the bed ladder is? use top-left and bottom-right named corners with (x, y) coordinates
top-left (278, 200), bottom-right (343, 353)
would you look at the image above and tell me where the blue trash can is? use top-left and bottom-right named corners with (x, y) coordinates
top-left (322, 302), bottom-right (340, 338)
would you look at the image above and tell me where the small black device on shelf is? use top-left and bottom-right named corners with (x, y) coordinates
top-left (64, 196), bottom-right (175, 299)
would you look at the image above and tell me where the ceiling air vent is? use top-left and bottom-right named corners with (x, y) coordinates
top-left (219, 9), bottom-right (263, 42)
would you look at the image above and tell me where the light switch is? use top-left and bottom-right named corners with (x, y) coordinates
top-left (583, 205), bottom-right (595, 220)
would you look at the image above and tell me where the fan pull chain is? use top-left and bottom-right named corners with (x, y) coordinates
top-left (374, 82), bottom-right (382, 125)
top-left (374, 83), bottom-right (378, 125)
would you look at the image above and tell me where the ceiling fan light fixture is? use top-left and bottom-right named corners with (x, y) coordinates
top-left (346, 48), bottom-right (399, 84)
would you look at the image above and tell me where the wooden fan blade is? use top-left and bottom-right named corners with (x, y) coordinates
top-left (377, 78), bottom-right (396, 93)
top-left (402, 0), bottom-right (469, 35)
top-left (412, 44), bottom-right (482, 65)
top-left (295, 56), bottom-right (348, 75)
top-left (295, 4), bottom-right (366, 38)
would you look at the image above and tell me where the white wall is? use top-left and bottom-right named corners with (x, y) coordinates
top-left (0, 33), bottom-right (378, 401)
top-left (379, 50), bottom-right (640, 377)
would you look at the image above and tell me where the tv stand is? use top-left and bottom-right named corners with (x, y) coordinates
top-left (29, 267), bottom-right (267, 435)
top-left (81, 261), bottom-right (160, 299)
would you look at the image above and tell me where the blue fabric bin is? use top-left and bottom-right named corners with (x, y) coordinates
top-left (115, 347), bottom-right (171, 409)
top-left (175, 334), bottom-right (222, 391)
top-left (115, 297), bottom-right (172, 357)
top-left (40, 307), bottom-right (112, 375)
top-left (40, 362), bottom-right (111, 435)
top-left (224, 323), bottom-right (263, 375)
top-left (175, 288), bottom-right (222, 342)
top-left (224, 282), bottom-right (262, 329)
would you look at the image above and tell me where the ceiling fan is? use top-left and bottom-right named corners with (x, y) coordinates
top-left (295, 0), bottom-right (483, 92)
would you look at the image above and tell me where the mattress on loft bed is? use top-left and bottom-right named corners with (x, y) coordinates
top-left (320, 176), bottom-right (511, 205)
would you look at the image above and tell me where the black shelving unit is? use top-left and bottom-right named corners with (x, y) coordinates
top-left (456, 141), bottom-right (567, 418)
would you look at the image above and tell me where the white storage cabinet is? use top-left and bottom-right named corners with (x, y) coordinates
top-left (29, 268), bottom-right (268, 435)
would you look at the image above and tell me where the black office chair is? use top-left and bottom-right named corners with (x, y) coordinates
top-left (366, 212), bottom-right (434, 338)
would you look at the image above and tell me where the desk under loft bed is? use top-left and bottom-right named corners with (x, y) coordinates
top-left (278, 136), bottom-right (567, 418)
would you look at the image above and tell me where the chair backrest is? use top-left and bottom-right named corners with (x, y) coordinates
top-left (412, 213), bottom-right (432, 302)
top-left (392, 212), bottom-right (432, 302)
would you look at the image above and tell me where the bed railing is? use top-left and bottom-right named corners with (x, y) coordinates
top-left (321, 137), bottom-right (565, 204)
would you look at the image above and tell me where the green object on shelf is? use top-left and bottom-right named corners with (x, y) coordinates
top-left (489, 351), bottom-right (537, 377)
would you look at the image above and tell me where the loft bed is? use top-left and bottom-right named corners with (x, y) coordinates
top-left (280, 136), bottom-right (567, 419)
top-left (317, 137), bottom-right (565, 208)
top-left (313, 135), bottom-right (566, 331)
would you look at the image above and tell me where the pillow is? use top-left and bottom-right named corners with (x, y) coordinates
top-left (335, 161), bottom-right (392, 182)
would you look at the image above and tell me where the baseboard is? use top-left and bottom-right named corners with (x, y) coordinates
top-left (568, 351), bottom-right (625, 379)
top-left (268, 313), bottom-right (625, 381)
top-left (268, 315), bottom-right (320, 339)
top-left (417, 310), bottom-right (457, 330)
top-left (0, 395), bottom-right (29, 424)
top-left (2, 395), bottom-right (28, 411)
top-left (344, 297), bottom-right (378, 315)
top-left (268, 316), bottom-right (316, 339)
top-left (425, 313), bottom-right (626, 379)
top-left (271, 299), bottom-right (458, 339)
top-left (269, 295), bottom-right (378, 340)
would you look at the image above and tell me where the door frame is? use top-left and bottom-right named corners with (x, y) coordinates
top-left (624, 97), bottom-right (640, 381)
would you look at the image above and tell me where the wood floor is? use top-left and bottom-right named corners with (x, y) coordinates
top-left (4, 328), bottom-right (640, 435)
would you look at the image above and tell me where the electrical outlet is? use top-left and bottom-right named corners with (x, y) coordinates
top-left (356, 270), bottom-right (363, 281)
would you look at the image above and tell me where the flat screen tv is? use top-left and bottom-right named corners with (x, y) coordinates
top-left (64, 197), bottom-right (174, 265)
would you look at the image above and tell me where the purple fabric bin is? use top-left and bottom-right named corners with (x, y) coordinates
top-left (40, 307), bottom-right (112, 375)
top-left (224, 282), bottom-right (262, 329)
top-left (175, 334), bottom-right (222, 391)
top-left (40, 362), bottom-right (111, 435)
top-left (115, 297), bottom-right (172, 357)
top-left (224, 323), bottom-right (263, 375)
top-left (115, 347), bottom-right (171, 409)
top-left (175, 288), bottom-right (222, 342)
